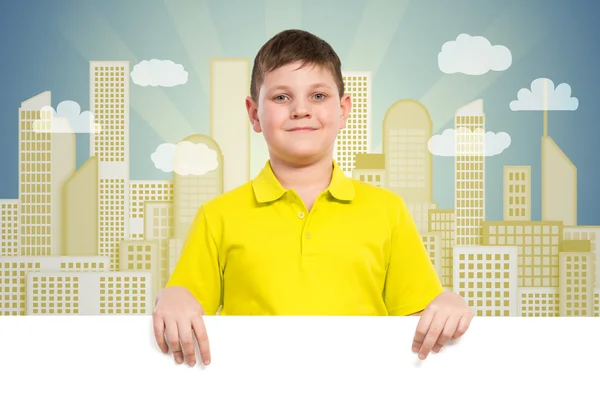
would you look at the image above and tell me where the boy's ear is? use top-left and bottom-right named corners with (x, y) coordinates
top-left (245, 96), bottom-right (262, 133)
top-left (338, 93), bottom-right (352, 131)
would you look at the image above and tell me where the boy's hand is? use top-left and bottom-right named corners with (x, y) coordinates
top-left (152, 286), bottom-right (212, 367)
top-left (411, 291), bottom-right (473, 360)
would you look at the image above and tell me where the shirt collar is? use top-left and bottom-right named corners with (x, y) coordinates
top-left (252, 159), bottom-right (355, 203)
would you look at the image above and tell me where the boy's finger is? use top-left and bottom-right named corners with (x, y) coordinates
top-left (433, 315), bottom-right (460, 352)
top-left (192, 317), bottom-right (212, 366)
top-left (165, 320), bottom-right (184, 364)
top-left (177, 320), bottom-right (197, 367)
top-left (153, 316), bottom-right (168, 354)
top-left (412, 309), bottom-right (435, 352)
top-left (418, 315), bottom-right (447, 360)
top-left (453, 312), bottom-right (473, 339)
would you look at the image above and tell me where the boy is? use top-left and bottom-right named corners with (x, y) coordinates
top-left (152, 29), bottom-right (473, 368)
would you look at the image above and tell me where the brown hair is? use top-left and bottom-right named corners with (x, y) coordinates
top-left (250, 29), bottom-right (344, 103)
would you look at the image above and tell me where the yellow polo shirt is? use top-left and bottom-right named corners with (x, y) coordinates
top-left (166, 159), bottom-right (443, 316)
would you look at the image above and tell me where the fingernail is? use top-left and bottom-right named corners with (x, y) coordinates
top-left (419, 353), bottom-right (426, 360)
top-left (412, 346), bottom-right (418, 352)
top-left (188, 361), bottom-right (195, 367)
top-left (203, 359), bottom-right (211, 366)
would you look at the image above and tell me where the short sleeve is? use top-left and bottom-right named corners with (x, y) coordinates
top-left (383, 198), bottom-right (444, 316)
top-left (165, 205), bottom-right (223, 315)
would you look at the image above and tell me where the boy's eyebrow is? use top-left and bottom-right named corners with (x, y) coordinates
top-left (268, 83), bottom-right (333, 92)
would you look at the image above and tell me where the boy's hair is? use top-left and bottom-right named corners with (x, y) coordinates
top-left (250, 29), bottom-right (344, 103)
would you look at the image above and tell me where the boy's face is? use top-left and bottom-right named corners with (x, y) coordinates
top-left (246, 61), bottom-right (351, 166)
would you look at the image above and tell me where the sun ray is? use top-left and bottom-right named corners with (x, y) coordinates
top-left (55, 0), bottom-right (197, 144)
top-left (163, 0), bottom-right (225, 99)
top-left (344, 0), bottom-right (411, 74)
top-left (264, 0), bottom-right (303, 39)
top-left (420, 1), bottom-right (552, 132)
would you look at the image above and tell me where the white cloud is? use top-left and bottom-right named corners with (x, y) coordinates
top-left (438, 33), bottom-right (512, 75)
top-left (151, 141), bottom-right (219, 176)
top-left (131, 59), bottom-right (188, 87)
top-left (509, 77), bottom-right (578, 111)
top-left (428, 128), bottom-right (511, 156)
top-left (33, 101), bottom-right (101, 134)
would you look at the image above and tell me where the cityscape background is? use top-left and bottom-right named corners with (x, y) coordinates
top-left (0, 0), bottom-right (598, 317)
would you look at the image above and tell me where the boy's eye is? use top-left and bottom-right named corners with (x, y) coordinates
top-left (274, 95), bottom-right (288, 101)
top-left (314, 93), bottom-right (326, 100)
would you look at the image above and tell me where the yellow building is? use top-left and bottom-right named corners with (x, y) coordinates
top-left (169, 238), bottom-right (183, 276)
top-left (454, 99), bottom-right (485, 246)
top-left (335, 71), bottom-right (371, 176)
top-left (173, 134), bottom-right (224, 240)
top-left (210, 58), bottom-right (251, 192)
top-left (26, 271), bottom-right (151, 315)
top-left (407, 203), bottom-right (438, 234)
top-left (0, 199), bottom-right (19, 256)
top-left (422, 232), bottom-right (442, 279)
top-left (518, 287), bottom-right (559, 317)
top-left (542, 136), bottom-right (576, 227)
top-left (129, 180), bottom-right (173, 240)
top-left (64, 156), bottom-right (98, 256)
top-left (453, 245), bottom-right (519, 316)
top-left (144, 201), bottom-right (174, 291)
top-left (19, 93), bottom-right (75, 256)
top-left (91, 61), bottom-right (130, 270)
top-left (563, 226), bottom-right (600, 287)
top-left (428, 209), bottom-right (455, 289)
top-left (382, 99), bottom-right (433, 204)
top-left (352, 153), bottom-right (385, 188)
top-left (0, 256), bottom-right (108, 315)
top-left (119, 240), bottom-right (159, 301)
top-left (482, 221), bottom-right (562, 287)
top-left (559, 239), bottom-right (594, 316)
top-left (503, 166), bottom-right (531, 221)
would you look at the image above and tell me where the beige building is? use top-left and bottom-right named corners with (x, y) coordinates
top-left (382, 99), bottom-right (433, 203)
top-left (169, 238), bottom-right (183, 276)
top-left (352, 153), bottom-right (385, 188)
top-left (428, 209), bottom-right (455, 289)
top-left (0, 256), bottom-right (109, 315)
top-left (129, 180), bottom-right (173, 240)
top-left (542, 136), bottom-right (576, 226)
top-left (422, 232), bottom-right (442, 279)
top-left (559, 247), bottom-right (594, 317)
top-left (0, 199), bottom-right (19, 256)
top-left (119, 240), bottom-right (159, 301)
top-left (173, 134), bottom-right (223, 240)
top-left (454, 99), bottom-right (485, 246)
top-left (563, 226), bottom-right (600, 287)
top-left (19, 93), bottom-right (75, 256)
top-left (595, 288), bottom-right (599, 317)
top-left (144, 201), bottom-right (174, 291)
top-left (503, 166), bottom-right (531, 221)
top-left (91, 61), bottom-right (130, 270)
top-left (453, 245), bottom-right (519, 317)
top-left (482, 221), bottom-right (562, 287)
top-left (64, 156), bottom-right (98, 256)
top-left (335, 71), bottom-right (371, 176)
top-left (518, 287), bottom-right (559, 317)
top-left (407, 203), bottom-right (438, 234)
top-left (26, 271), bottom-right (151, 315)
top-left (210, 58), bottom-right (250, 192)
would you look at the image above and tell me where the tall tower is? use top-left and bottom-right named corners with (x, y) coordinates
top-left (90, 61), bottom-right (130, 270)
top-left (210, 58), bottom-right (250, 192)
top-left (454, 99), bottom-right (485, 246)
top-left (503, 166), bottom-right (531, 221)
top-left (18, 92), bottom-right (75, 256)
top-left (382, 99), bottom-right (433, 203)
top-left (542, 136), bottom-right (576, 226)
top-left (334, 71), bottom-right (371, 176)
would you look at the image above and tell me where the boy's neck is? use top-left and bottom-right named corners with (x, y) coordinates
top-left (270, 156), bottom-right (334, 193)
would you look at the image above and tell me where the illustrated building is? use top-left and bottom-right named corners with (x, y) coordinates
top-left (210, 58), bottom-right (250, 192)
top-left (454, 99), bottom-right (485, 246)
top-left (335, 71), bottom-right (371, 176)
top-left (0, 200), bottom-right (19, 256)
top-left (503, 166), bottom-right (531, 221)
top-left (19, 92), bottom-right (75, 256)
top-left (129, 180), bottom-right (173, 240)
top-left (428, 209), bottom-right (455, 289)
top-left (542, 136), bottom-right (577, 226)
top-left (352, 153), bottom-right (385, 188)
top-left (453, 245), bottom-right (519, 317)
top-left (90, 61), bottom-right (130, 270)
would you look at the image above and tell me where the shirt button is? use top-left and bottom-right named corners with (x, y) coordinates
top-left (305, 232), bottom-right (311, 239)
top-left (297, 212), bottom-right (305, 219)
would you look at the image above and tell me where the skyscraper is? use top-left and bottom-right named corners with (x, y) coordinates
top-left (90, 61), bottom-right (130, 270)
top-left (454, 99), bottom-right (485, 246)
